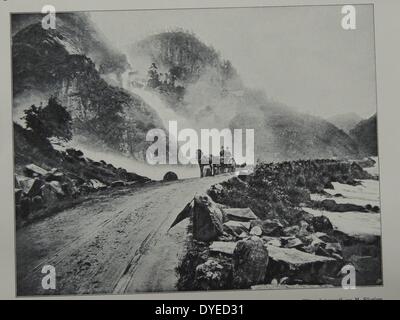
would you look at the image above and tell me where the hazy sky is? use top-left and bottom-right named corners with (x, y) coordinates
top-left (91, 4), bottom-right (376, 119)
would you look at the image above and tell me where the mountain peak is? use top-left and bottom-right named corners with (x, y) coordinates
top-left (328, 112), bottom-right (364, 133)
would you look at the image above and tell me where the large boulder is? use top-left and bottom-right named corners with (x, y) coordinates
top-left (192, 195), bottom-right (224, 242)
top-left (232, 236), bottom-right (269, 288)
top-left (163, 171), bottom-right (178, 181)
top-left (311, 215), bottom-right (333, 233)
top-left (265, 245), bottom-right (341, 284)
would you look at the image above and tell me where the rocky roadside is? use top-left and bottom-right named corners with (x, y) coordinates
top-left (14, 148), bottom-right (151, 228)
top-left (174, 158), bottom-right (382, 290)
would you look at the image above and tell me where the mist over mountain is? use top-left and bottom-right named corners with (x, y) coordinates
top-left (12, 13), bottom-right (129, 76)
top-left (350, 114), bottom-right (378, 156)
top-left (12, 13), bottom-right (163, 160)
top-left (128, 30), bottom-right (361, 161)
top-left (12, 12), bottom-right (368, 166)
top-left (328, 113), bottom-right (364, 134)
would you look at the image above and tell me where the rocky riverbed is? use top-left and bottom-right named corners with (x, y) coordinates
top-left (174, 158), bottom-right (382, 290)
top-left (14, 147), bottom-right (151, 227)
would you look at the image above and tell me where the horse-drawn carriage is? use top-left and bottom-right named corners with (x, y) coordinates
top-left (197, 149), bottom-right (236, 177)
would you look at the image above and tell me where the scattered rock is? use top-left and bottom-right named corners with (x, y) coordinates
top-left (209, 184), bottom-right (224, 197)
top-left (283, 225), bottom-right (300, 237)
top-left (223, 220), bottom-right (250, 235)
top-left (250, 226), bottom-right (262, 236)
top-left (48, 181), bottom-right (64, 196)
top-left (40, 184), bottom-right (60, 204)
top-left (24, 164), bottom-right (48, 177)
top-left (111, 180), bottom-right (126, 188)
top-left (163, 171), bottom-right (178, 181)
top-left (16, 176), bottom-right (43, 197)
top-left (371, 206), bottom-right (380, 213)
top-left (222, 207), bottom-right (258, 222)
top-left (66, 148), bottom-right (84, 158)
top-left (44, 169), bottom-right (65, 182)
top-left (253, 219), bottom-right (284, 236)
top-left (90, 179), bottom-right (107, 190)
top-left (298, 221), bottom-right (311, 236)
top-left (209, 241), bottom-right (237, 255)
top-left (263, 237), bottom-right (282, 247)
top-left (61, 181), bottom-right (78, 197)
top-left (325, 242), bottom-right (342, 254)
top-left (232, 236), bottom-right (269, 288)
top-left (284, 237), bottom-right (303, 249)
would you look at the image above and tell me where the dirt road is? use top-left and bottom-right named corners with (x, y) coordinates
top-left (16, 174), bottom-right (231, 296)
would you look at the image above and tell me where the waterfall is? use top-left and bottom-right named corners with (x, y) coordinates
top-left (55, 72), bottom-right (201, 180)
top-left (129, 86), bottom-right (190, 131)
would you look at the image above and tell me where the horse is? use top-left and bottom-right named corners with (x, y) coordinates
top-left (197, 149), bottom-right (237, 177)
top-left (220, 155), bottom-right (237, 174)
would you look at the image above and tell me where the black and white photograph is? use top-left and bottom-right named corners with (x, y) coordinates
top-left (11, 4), bottom-right (382, 296)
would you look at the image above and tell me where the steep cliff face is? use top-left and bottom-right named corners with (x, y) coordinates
top-left (12, 13), bottom-right (129, 76)
top-left (129, 31), bottom-right (236, 84)
top-left (350, 114), bottom-right (378, 156)
top-left (130, 31), bottom-right (361, 161)
top-left (12, 14), bottom-right (162, 159)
